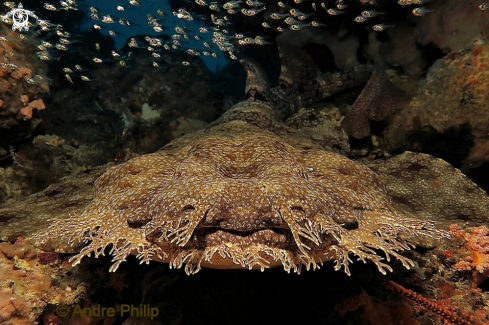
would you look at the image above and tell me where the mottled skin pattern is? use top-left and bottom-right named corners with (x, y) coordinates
top-left (34, 101), bottom-right (448, 275)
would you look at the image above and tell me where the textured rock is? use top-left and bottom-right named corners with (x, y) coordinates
top-left (414, 0), bottom-right (488, 52)
top-left (384, 42), bottom-right (489, 165)
top-left (341, 69), bottom-right (411, 139)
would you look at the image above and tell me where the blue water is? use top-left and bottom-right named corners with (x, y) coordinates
top-left (81, 0), bottom-right (229, 72)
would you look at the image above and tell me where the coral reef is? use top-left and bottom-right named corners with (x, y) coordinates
top-left (89, 51), bottom-right (221, 145)
top-left (239, 40), bottom-right (373, 119)
top-left (0, 239), bottom-right (86, 325)
top-left (0, 25), bottom-right (230, 209)
top-left (273, 39), bottom-right (373, 118)
top-left (384, 40), bottom-right (489, 168)
top-left (277, 27), bottom-right (361, 70)
top-left (0, 133), bottom-right (120, 206)
top-left (378, 23), bottom-right (429, 76)
top-left (0, 36), bottom-right (227, 208)
top-left (29, 46), bottom-right (226, 182)
top-left (0, 164), bottom-right (29, 204)
top-left (394, 224), bottom-right (489, 325)
top-left (20, 98), bottom-right (46, 120)
top-left (0, 3), bottom-right (488, 324)
top-left (0, 23), bottom-right (49, 148)
top-left (450, 225), bottom-right (489, 278)
top-left (384, 280), bottom-right (473, 325)
top-left (332, 224), bottom-right (489, 325)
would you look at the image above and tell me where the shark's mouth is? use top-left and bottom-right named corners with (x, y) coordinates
top-left (146, 218), bottom-right (337, 274)
top-left (188, 206), bottom-right (296, 249)
top-left (186, 228), bottom-right (297, 251)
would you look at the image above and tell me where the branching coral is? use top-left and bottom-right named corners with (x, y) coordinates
top-left (384, 280), bottom-right (478, 325)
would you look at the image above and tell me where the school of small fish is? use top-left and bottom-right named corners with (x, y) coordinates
top-left (0, 0), bottom-right (482, 85)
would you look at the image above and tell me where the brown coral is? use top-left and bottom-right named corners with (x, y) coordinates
top-left (34, 101), bottom-right (448, 275)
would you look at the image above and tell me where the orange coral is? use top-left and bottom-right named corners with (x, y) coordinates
top-left (11, 67), bottom-right (32, 80)
top-left (20, 99), bottom-right (46, 120)
top-left (451, 224), bottom-right (489, 276)
top-left (20, 95), bottom-right (29, 105)
top-left (0, 23), bottom-right (49, 119)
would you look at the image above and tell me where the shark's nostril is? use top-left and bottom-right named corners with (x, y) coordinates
top-left (182, 205), bottom-right (196, 212)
